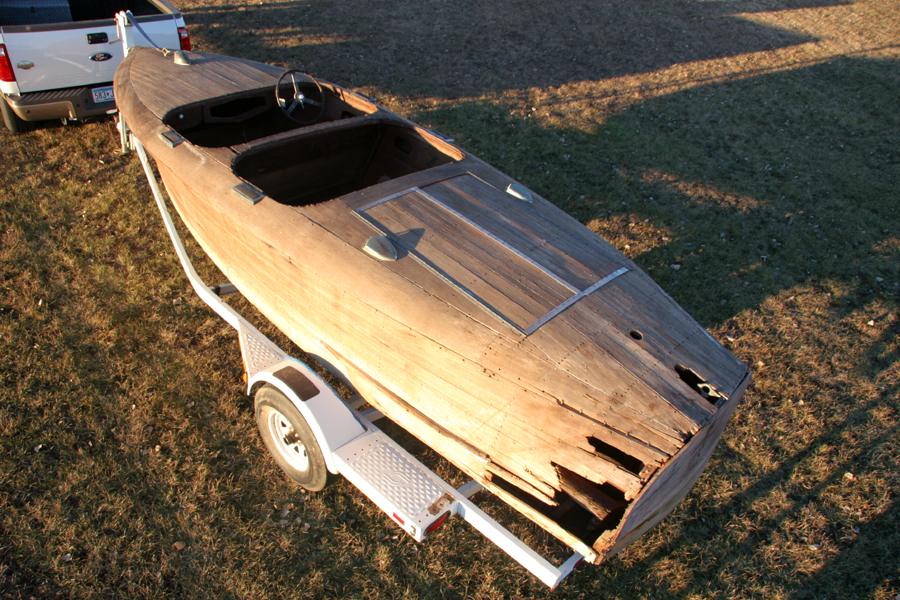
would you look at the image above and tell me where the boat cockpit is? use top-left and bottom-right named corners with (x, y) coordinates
top-left (163, 71), bottom-right (464, 207)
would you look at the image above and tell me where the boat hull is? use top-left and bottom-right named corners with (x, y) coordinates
top-left (116, 47), bottom-right (751, 563)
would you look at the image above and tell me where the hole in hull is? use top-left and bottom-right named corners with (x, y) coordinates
top-left (674, 364), bottom-right (722, 405)
top-left (587, 437), bottom-right (645, 476)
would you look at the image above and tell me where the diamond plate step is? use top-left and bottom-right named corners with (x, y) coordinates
top-left (238, 321), bottom-right (287, 378)
top-left (334, 431), bottom-right (455, 541)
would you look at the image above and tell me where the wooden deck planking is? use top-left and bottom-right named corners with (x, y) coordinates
top-left (560, 293), bottom-right (717, 427)
top-left (131, 50), bottom-right (282, 119)
top-left (303, 199), bottom-right (510, 344)
top-left (339, 163), bottom-right (470, 211)
top-left (557, 334), bottom-right (710, 431)
top-left (533, 366), bottom-right (688, 455)
top-left (365, 198), bottom-right (569, 305)
top-left (477, 337), bottom-right (672, 468)
top-left (473, 331), bottom-right (693, 458)
top-left (424, 178), bottom-right (602, 289)
top-left (525, 318), bottom-right (700, 443)
top-left (303, 200), bottom-right (519, 355)
top-left (458, 164), bottom-right (640, 270)
top-left (596, 276), bottom-right (750, 394)
top-left (362, 192), bottom-right (575, 330)
top-left (427, 175), bottom-right (623, 289)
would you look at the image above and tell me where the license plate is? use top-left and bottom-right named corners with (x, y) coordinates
top-left (91, 86), bottom-right (114, 104)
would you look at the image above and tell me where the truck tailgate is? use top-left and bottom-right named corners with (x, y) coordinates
top-left (2, 16), bottom-right (181, 94)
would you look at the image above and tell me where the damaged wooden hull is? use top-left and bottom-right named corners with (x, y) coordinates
top-left (115, 47), bottom-right (750, 563)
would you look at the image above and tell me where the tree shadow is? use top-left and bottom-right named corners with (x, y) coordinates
top-left (412, 56), bottom-right (899, 326)
top-left (131, 0), bottom-right (898, 593)
top-left (182, 0), bottom-right (841, 97)
top-left (404, 54), bottom-right (899, 597)
top-left (609, 380), bottom-right (900, 600)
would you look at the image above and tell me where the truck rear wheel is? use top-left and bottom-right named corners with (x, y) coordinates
top-left (1, 98), bottom-right (35, 134)
top-left (255, 383), bottom-right (336, 491)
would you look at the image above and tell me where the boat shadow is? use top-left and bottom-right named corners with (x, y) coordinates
top-left (180, 0), bottom-right (842, 97)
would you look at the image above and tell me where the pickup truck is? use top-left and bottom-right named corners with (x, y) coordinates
top-left (0, 0), bottom-right (189, 133)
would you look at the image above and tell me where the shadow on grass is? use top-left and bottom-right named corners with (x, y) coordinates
top-left (627, 385), bottom-right (900, 600)
top-left (413, 56), bottom-right (899, 326)
top-left (5, 6), bottom-right (897, 597)
top-left (403, 55), bottom-right (899, 597)
top-left (181, 0), bottom-right (836, 96)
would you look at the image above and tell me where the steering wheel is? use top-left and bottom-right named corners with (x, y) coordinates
top-left (275, 70), bottom-right (326, 125)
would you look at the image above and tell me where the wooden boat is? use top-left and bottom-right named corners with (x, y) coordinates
top-left (114, 47), bottom-right (751, 564)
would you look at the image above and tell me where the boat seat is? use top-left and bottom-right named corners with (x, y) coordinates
top-left (229, 114), bottom-right (384, 162)
top-left (231, 115), bottom-right (461, 206)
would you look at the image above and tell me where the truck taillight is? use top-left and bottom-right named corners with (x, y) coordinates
top-left (0, 45), bottom-right (15, 82)
top-left (178, 27), bottom-right (192, 51)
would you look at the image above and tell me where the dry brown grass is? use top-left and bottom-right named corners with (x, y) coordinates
top-left (2, 0), bottom-right (899, 598)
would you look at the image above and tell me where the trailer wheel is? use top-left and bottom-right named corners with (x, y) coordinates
top-left (1, 98), bottom-right (34, 134)
top-left (255, 384), bottom-right (335, 491)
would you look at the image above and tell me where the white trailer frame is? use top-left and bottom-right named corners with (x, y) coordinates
top-left (119, 40), bottom-right (583, 587)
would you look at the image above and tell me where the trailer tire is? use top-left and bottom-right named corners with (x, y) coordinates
top-left (1, 98), bottom-right (35, 134)
top-left (255, 383), bottom-right (336, 491)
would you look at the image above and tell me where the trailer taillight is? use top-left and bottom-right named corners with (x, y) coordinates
top-left (424, 511), bottom-right (450, 536)
top-left (0, 45), bottom-right (15, 82)
top-left (178, 27), bottom-right (192, 51)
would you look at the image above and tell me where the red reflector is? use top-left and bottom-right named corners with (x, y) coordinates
top-left (424, 511), bottom-right (450, 536)
top-left (178, 27), bottom-right (192, 51)
top-left (392, 513), bottom-right (404, 526)
top-left (0, 45), bottom-right (15, 82)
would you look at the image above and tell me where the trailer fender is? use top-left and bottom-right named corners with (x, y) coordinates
top-left (248, 358), bottom-right (367, 474)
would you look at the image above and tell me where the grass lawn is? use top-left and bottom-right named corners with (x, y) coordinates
top-left (2, 0), bottom-right (898, 597)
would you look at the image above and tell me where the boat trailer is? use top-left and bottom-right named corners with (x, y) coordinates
top-left (116, 17), bottom-right (583, 584)
top-left (125, 130), bottom-right (583, 588)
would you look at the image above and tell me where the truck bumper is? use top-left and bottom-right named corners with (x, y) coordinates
top-left (5, 85), bottom-right (117, 122)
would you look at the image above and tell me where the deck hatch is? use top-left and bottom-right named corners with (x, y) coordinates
top-left (355, 177), bottom-right (627, 334)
